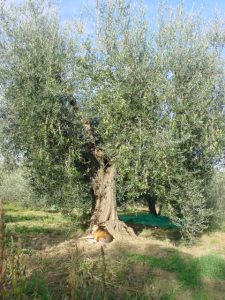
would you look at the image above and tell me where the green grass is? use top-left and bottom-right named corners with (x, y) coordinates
top-left (2, 202), bottom-right (225, 300)
top-left (6, 225), bottom-right (65, 235)
top-left (221, 222), bottom-right (225, 232)
top-left (198, 255), bottom-right (225, 280)
top-left (4, 203), bottom-right (72, 232)
top-left (24, 273), bottom-right (52, 300)
top-left (3, 203), bottom-right (77, 249)
top-left (128, 252), bottom-right (225, 287)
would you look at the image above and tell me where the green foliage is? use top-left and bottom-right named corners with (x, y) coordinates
top-left (166, 177), bottom-right (213, 241)
top-left (0, 0), bottom-right (92, 210)
top-left (0, 168), bottom-right (40, 207)
top-left (0, 0), bottom-right (225, 240)
top-left (208, 170), bottom-right (225, 227)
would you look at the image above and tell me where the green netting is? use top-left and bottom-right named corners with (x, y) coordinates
top-left (119, 213), bottom-right (179, 229)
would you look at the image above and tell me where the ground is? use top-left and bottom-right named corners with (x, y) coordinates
top-left (2, 203), bottom-right (225, 299)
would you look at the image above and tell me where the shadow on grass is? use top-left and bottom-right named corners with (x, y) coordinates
top-left (3, 231), bottom-right (225, 299)
top-left (4, 214), bottom-right (52, 223)
top-left (2, 204), bottom-right (224, 299)
top-left (6, 225), bottom-right (65, 235)
top-left (97, 240), bottom-right (225, 298)
top-left (119, 213), bottom-right (182, 243)
top-left (147, 227), bottom-right (182, 242)
top-left (4, 224), bottom-right (74, 250)
top-left (128, 253), bottom-right (200, 287)
top-left (118, 249), bottom-right (225, 288)
top-left (126, 222), bottom-right (182, 243)
top-left (20, 240), bottom-right (225, 299)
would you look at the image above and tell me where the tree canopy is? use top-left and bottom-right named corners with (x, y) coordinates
top-left (0, 0), bottom-right (224, 240)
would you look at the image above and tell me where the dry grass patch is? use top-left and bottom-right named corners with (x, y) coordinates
top-left (2, 203), bottom-right (225, 299)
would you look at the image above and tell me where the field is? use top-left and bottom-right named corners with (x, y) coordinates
top-left (2, 203), bottom-right (225, 300)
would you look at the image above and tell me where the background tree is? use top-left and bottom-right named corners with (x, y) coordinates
top-left (153, 4), bottom-right (225, 239)
top-left (116, 4), bottom-right (225, 239)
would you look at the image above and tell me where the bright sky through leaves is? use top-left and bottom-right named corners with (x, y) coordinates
top-left (59, 0), bottom-right (225, 22)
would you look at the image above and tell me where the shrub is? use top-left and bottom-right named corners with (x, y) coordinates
top-left (168, 178), bottom-right (213, 242)
top-left (0, 168), bottom-right (40, 208)
top-left (208, 170), bottom-right (225, 228)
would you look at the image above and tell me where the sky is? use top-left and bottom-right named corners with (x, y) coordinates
top-left (59, 0), bottom-right (225, 23)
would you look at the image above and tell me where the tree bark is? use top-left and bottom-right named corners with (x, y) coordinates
top-left (145, 194), bottom-right (162, 216)
top-left (146, 195), bottom-right (157, 215)
top-left (91, 164), bottom-right (135, 239)
top-left (91, 165), bottom-right (117, 224)
top-left (67, 95), bottom-right (135, 239)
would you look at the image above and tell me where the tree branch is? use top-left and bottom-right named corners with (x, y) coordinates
top-left (67, 94), bottom-right (106, 167)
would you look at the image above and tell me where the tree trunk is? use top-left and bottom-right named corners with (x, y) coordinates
top-left (145, 194), bottom-right (157, 215)
top-left (91, 165), bottom-right (117, 223)
top-left (91, 165), bottom-right (135, 239)
top-left (67, 97), bottom-right (135, 239)
top-left (82, 115), bottom-right (135, 238)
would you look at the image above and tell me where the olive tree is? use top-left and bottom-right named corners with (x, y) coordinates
top-left (151, 4), bottom-right (225, 239)
top-left (0, 0), bottom-right (224, 239)
top-left (0, 0), bottom-right (154, 237)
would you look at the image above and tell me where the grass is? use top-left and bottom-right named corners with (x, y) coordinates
top-left (128, 253), bottom-right (225, 287)
top-left (2, 202), bottom-right (225, 300)
top-left (3, 202), bottom-right (81, 253)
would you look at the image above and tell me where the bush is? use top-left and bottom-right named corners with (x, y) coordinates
top-left (168, 178), bottom-right (213, 242)
top-left (0, 166), bottom-right (92, 219)
top-left (0, 168), bottom-right (41, 207)
top-left (208, 170), bottom-right (225, 228)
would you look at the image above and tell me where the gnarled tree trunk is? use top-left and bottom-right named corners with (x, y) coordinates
top-left (68, 96), bottom-right (135, 239)
top-left (91, 165), bottom-right (117, 224)
top-left (91, 164), bottom-right (135, 239)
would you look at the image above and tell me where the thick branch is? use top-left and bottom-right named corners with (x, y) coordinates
top-left (67, 94), bottom-right (107, 166)
top-left (82, 121), bottom-right (105, 166)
